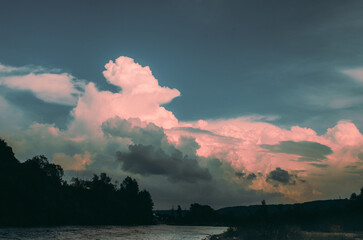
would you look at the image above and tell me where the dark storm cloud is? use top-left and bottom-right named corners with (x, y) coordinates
top-left (104, 117), bottom-right (211, 182)
top-left (140, 157), bottom-right (282, 209)
top-left (235, 172), bottom-right (257, 181)
top-left (261, 141), bottom-right (332, 162)
top-left (116, 144), bottom-right (211, 183)
top-left (267, 167), bottom-right (296, 185)
top-left (247, 173), bottom-right (257, 180)
top-left (235, 172), bottom-right (245, 178)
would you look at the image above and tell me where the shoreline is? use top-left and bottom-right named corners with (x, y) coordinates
top-left (207, 227), bottom-right (363, 240)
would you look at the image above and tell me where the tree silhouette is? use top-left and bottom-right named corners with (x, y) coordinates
top-left (0, 139), bottom-right (154, 226)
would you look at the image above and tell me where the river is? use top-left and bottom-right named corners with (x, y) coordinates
top-left (0, 225), bottom-right (227, 240)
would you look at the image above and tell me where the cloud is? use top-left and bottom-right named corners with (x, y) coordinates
top-left (235, 172), bottom-right (257, 181)
top-left (267, 167), bottom-right (296, 185)
top-left (70, 57), bottom-right (181, 133)
top-left (247, 172), bottom-right (257, 180)
top-left (342, 68), bottom-right (363, 83)
top-left (2, 57), bottom-right (363, 206)
top-left (171, 127), bottom-right (218, 136)
top-left (260, 141), bottom-right (333, 162)
top-left (116, 144), bottom-right (212, 182)
top-left (103, 57), bottom-right (180, 104)
top-left (166, 118), bottom-right (363, 202)
top-left (0, 63), bottom-right (46, 74)
top-left (310, 163), bottom-right (329, 168)
top-left (304, 89), bottom-right (363, 109)
top-left (101, 117), bottom-right (166, 148)
top-left (0, 64), bottom-right (85, 105)
top-left (53, 152), bottom-right (92, 170)
top-left (325, 120), bottom-right (363, 146)
top-left (0, 64), bottom-right (18, 73)
top-left (299, 68), bottom-right (363, 111)
top-left (235, 172), bottom-right (245, 178)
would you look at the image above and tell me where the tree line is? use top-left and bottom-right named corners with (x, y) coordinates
top-left (0, 139), bottom-right (154, 226)
top-left (157, 191), bottom-right (363, 231)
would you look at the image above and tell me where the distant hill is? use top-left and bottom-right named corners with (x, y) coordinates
top-left (155, 199), bottom-right (350, 217)
top-left (154, 195), bottom-right (362, 229)
top-left (217, 199), bottom-right (350, 217)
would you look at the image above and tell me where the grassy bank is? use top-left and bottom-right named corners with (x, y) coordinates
top-left (209, 226), bottom-right (363, 240)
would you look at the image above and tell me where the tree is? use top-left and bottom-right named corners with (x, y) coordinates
top-left (138, 190), bottom-right (154, 224)
top-left (177, 205), bottom-right (182, 220)
top-left (0, 139), bottom-right (155, 226)
top-left (120, 176), bottom-right (139, 196)
top-left (0, 138), bottom-right (19, 168)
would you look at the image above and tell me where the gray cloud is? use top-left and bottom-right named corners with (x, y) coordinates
top-left (175, 136), bottom-right (201, 158)
top-left (267, 167), bottom-right (296, 185)
top-left (235, 172), bottom-right (245, 178)
top-left (310, 163), bottom-right (329, 168)
top-left (171, 127), bottom-right (217, 135)
top-left (102, 117), bottom-right (166, 148)
top-left (247, 173), bottom-right (257, 180)
top-left (261, 141), bottom-right (332, 162)
top-left (235, 172), bottom-right (256, 181)
top-left (138, 157), bottom-right (281, 209)
top-left (358, 152), bottom-right (363, 161)
top-left (116, 144), bottom-right (212, 183)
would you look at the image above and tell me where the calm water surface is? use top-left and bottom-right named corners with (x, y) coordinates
top-left (0, 225), bottom-right (227, 240)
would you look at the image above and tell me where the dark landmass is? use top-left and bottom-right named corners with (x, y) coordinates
top-left (217, 199), bottom-right (350, 218)
top-left (155, 187), bottom-right (363, 239)
top-left (156, 197), bottom-right (362, 240)
top-left (0, 139), bottom-right (154, 226)
top-left (156, 197), bottom-right (362, 229)
top-left (1, 137), bottom-right (363, 238)
top-left (209, 196), bottom-right (363, 239)
top-left (209, 227), bottom-right (363, 240)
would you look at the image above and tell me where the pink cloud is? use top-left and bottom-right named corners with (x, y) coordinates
top-left (70, 57), bottom-right (180, 133)
top-left (342, 68), bottom-right (363, 83)
top-left (325, 121), bottom-right (363, 146)
top-left (165, 118), bottom-right (363, 201)
top-left (2, 57), bottom-right (363, 203)
top-left (103, 57), bottom-right (180, 104)
top-left (0, 72), bottom-right (84, 105)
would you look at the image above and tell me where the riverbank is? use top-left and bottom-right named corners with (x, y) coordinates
top-left (208, 227), bottom-right (363, 240)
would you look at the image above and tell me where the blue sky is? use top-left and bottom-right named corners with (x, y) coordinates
top-left (2, 0), bottom-right (363, 130)
top-left (1, 0), bottom-right (363, 208)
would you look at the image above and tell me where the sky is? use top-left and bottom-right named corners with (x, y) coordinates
top-left (1, 0), bottom-right (363, 209)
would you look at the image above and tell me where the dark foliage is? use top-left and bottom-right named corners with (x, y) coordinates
top-left (155, 203), bottom-right (222, 226)
top-left (219, 192), bottom-right (363, 231)
top-left (0, 139), bottom-right (154, 226)
top-left (156, 190), bottom-right (363, 231)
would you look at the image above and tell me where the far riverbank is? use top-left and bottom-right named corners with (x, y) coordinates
top-left (208, 227), bottom-right (363, 240)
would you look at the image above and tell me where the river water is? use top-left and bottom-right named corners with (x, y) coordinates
top-left (0, 225), bottom-right (227, 240)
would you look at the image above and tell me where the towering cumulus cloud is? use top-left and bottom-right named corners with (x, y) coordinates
top-left (1, 57), bottom-right (363, 207)
top-left (71, 57), bottom-right (180, 133)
